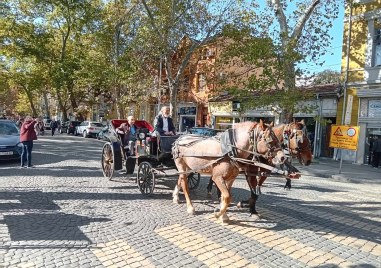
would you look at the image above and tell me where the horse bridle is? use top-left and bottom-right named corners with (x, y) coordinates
top-left (250, 124), bottom-right (282, 160)
top-left (283, 123), bottom-right (311, 158)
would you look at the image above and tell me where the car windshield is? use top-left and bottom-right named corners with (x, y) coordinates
top-left (91, 123), bottom-right (104, 127)
top-left (0, 122), bottom-right (19, 135)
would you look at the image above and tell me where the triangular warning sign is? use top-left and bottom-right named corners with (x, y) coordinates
top-left (334, 127), bottom-right (343, 136)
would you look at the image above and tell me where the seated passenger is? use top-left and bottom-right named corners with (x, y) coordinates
top-left (154, 106), bottom-right (176, 136)
top-left (116, 115), bottom-right (137, 155)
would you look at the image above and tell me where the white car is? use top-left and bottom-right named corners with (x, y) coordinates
top-left (75, 121), bottom-right (104, 138)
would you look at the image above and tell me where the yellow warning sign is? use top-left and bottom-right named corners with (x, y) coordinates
top-left (329, 125), bottom-right (359, 151)
top-left (333, 127), bottom-right (343, 136)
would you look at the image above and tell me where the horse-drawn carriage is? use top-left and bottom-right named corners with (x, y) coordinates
top-left (101, 118), bottom-right (311, 223)
top-left (101, 119), bottom-right (200, 195)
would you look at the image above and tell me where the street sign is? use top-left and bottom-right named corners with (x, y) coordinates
top-left (344, 95), bottom-right (353, 125)
top-left (329, 125), bottom-right (359, 151)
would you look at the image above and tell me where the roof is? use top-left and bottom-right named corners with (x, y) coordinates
top-left (209, 83), bottom-right (340, 102)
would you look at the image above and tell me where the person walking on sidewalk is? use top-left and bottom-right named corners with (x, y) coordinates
top-left (50, 119), bottom-right (57, 136)
top-left (372, 136), bottom-right (381, 168)
top-left (20, 116), bottom-right (39, 168)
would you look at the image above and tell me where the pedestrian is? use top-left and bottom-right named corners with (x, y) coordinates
top-left (372, 136), bottom-right (381, 168)
top-left (50, 119), bottom-right (57, 136)
top-left (154, 106), bottom-right (176, 136)
top-left (19, 116), bottom-right (39, 168)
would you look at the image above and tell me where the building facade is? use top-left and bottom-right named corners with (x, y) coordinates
top-left (339, 0), bottom-right (381, 164)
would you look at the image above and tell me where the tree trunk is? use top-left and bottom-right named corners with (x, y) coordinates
top-left (43, 90), bottom-right (50, 118)
top-left (22, 86), bottom-right (38, 117)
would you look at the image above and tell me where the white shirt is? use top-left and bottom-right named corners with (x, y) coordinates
top-left (163, 117), bottom-right (169, 132)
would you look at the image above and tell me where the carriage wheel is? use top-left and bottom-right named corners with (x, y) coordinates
top-left (101, 143), bottom-right (114, 180)
top-left (188, 172), bottom-right (201, 190)
top-left (137, 162), bottom-right (155, 195)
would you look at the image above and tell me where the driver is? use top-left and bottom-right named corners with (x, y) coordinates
top-left (116, 115), bottom-right (137, 155)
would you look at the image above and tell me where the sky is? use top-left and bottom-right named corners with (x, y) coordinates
top-left (298, 3), bottom-right (345, 74)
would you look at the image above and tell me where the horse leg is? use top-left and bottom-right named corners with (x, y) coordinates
top-left (284, 179), bottom-right (291, 190)
top-left (213, 177), bottom-right (231, 223)
top-left (257, 175), bottom-right (268, 195)
top-left (237, 175), bottom-right (257, 209)
top-left (179, 174), bottom-right (195, 215)
top-left (206, 176), bottom-right (214, 198)
top-left (172, 180), bottom-right (181, 204)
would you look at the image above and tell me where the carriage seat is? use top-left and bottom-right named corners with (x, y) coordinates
top-left (158, 135), bottom-right (180, 153)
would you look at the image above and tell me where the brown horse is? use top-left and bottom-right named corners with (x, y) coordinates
top-left (172, 120), bottom-right (285, 223)
top-left (275, 120), bottom-right (313, 166)
top-left (237, 120), bottom-right (313, 214)
top-left (206, 120), bottom-right (313, 215)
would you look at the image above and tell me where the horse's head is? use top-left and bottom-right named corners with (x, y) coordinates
top-left (236, 120), bottom-right (285, 165)
top-left (287, 120), bottom-right (313, 166)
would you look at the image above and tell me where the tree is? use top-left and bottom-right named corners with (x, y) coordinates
top-left (217, 0), bottom-right (342, 122)
top-left (139, 0), bottom-right (244, 125)
top-left (312, 69), bottom-right (341, 85)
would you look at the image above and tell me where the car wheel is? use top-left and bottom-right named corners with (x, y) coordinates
top-left (83, 131), bottom-right (87, 138)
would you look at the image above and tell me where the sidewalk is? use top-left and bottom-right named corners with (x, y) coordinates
top-left (293, 157), bottom-right (381, 184)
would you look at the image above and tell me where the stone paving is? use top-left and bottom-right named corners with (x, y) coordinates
top-left (0, 135), bottom-right (380, 268)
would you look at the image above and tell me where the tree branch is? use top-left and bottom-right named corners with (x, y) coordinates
top-left (269, 0), bottom-right (288, 37)
top-left (141, 0), bottom-right (165, 43)
top-left (291, 0), bottom-right (320, 41)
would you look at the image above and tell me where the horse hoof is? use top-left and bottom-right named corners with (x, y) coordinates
top-left (173, 198), bottom-right (180, 204)
top-left (237, 202), bottom-right (242, 208)
top-left (250, 213), bottom-right (260, 220)
top-left (187, 207), bottom-right (195, 215)
top-left (219, 214), bottom-right (230, 224)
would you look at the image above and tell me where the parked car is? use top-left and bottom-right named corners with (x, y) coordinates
top-left (61, 121), bottom-right (81, 134)
top-left (188, 127), bottom-right (222, 137)
top-left (96, 125), bottom-right (111, 141)
top-left (0, 119), bottom-right (22, 161)
top-left (43, 119), bottom-right (52, 130)
top-left (75, 121), bottom-right (105, 138)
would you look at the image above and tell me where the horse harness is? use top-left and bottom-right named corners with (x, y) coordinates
top-left (172, 126), bottom-right (287, 176)
top-left (282, 123), bottom-right (311, 159)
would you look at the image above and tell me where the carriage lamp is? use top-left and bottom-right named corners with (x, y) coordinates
top-left (139, 133), bottom-right (146, 139)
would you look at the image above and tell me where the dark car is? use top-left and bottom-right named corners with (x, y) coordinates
top-left (189, 127), bottom-right (222, 137)
top-left (96, 125), bottom-right (110, 141)
top-left (61, 121), bottom-right (81, 134)
top-left (0, 120), bottom-right (22, 161)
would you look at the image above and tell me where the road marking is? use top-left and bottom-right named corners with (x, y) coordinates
top-left (156, 223), bottom-right (257, 268)
top-left (92, 240), bottom-right (155, 268)
top-left (204, 215), bottom-right (354, 267)
top-left (272, 195), bottom-right (381, 257)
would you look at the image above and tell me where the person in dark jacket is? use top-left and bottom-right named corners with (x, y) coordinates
top-left (372, 136), bottom-right (381, 168)
top-left (20, 116), bottom-right (38, 168)
top-left (116, 116), bottom-right (137, 155)
top-left (50, 119), bottom-right (58, 136)
top-left (154, 106), bottom-right (176, 136)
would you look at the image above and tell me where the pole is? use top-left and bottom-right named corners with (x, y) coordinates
top-left (339, 1), bottom-right (353, 174)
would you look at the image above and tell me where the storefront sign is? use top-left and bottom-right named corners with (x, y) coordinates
top-left (368, 100), bottom-right (381, 117)
top-left (179, 107), bottom-right (196, 115)
top-left (329, 125), bottom-right (359, 151)
top-left (208, 101), bottom-right (232, 114)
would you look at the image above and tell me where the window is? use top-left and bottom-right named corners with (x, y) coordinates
top-left (197, 73), bottom-right (207, 92)
top-left (373, 20), bottom-right (381, 66)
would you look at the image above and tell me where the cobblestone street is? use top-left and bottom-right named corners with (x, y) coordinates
top-left (0, 135), bottom-right (380, 268)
